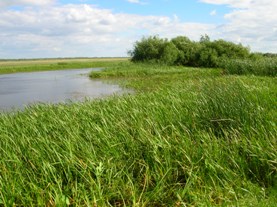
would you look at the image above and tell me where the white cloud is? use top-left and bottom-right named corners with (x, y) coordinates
top-left (127, 0), bottom-right (140, 3)
top-left (0, 0), bottom-right (55, 7)
top-left (126, 0), bottom-right (147, 5)
top-left (200, 0), bottom-right (277, 52)
top-left (210, 9), bottom-right (216, 16)
top-left (199, 0), bottom-right (253, 8)
top-left (127, 0), bottom-right (138, 3)
top-left (0, 0), bottom-right (276, 58)
top-left (0, 4), bottom-right (214, 58)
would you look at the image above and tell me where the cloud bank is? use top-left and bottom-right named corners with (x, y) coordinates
top-left (200, 0), bottom-right (277, 52)
top-left (0, 0), bottom-right (276, 58)
top-left (0, 4), bottom-right (214, 58)
top-left (0, 0), bottom-right (55, 7)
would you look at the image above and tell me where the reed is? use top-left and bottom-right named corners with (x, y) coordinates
top-left (0, 63), bottom-right (276, 206)
top-left (220, 57), bottom-right (277, 76)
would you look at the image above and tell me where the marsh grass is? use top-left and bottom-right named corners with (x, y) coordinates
top-left (0, 62), bottom-right (276, 206)
top-left (220, 58), bottom-right (277, 76)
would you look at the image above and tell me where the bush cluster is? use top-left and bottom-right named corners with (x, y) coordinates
top-left (128, 35), bottom-right (251, 68)
top-left (129, 35), bottom-right (277, 76)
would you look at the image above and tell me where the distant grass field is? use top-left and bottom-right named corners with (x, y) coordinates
top-left (0, 62), bottom-right (276, 206)
top-left (0, 57), bottom-right (128, 74)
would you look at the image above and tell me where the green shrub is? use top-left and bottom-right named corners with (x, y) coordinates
top-left (129, 35), bottom-right (251, 68)
top-left (160, 42), bottom-right (179, 65)
top-left (128, 36), bottom-right (167, 62)
top-left (171, 36), bottom-right (196, 65)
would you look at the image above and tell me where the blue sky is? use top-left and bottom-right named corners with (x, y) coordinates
top-left (0, 0), bottom-right (276, 58)
top-left (59, 0), bottom-right (230, 23)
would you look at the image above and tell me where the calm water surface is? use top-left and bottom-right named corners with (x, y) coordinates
top-left (0, 68), bottom-right (125, 111)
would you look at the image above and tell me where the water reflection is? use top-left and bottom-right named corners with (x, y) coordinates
top-left (0, 68), bottom-right (125, 111)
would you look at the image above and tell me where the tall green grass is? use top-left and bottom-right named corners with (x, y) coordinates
top-left (0, 63), bottom-right (276, 206)
top-left (220, 58), bottom-right (277, 76)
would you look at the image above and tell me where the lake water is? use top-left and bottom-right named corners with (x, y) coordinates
top-left (0, 68), bottom-right (125, 111)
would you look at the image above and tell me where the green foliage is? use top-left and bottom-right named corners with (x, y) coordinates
top-left (171, 36), bottom-right (196, 65)
top-left (198, 45), bottom-right (218, 67)
top-left (199, 34), bottom-right (211, 43)
top-left (160, 42), bottom-right (179, 65)
top-left (129, 35), bottom-right (277, 76)
top-left (128, 36), bottom-right (167, 63)
top-left (129, 35), bottom-right (251, 68)
top-left (208, 39), bottom-right (250, 59)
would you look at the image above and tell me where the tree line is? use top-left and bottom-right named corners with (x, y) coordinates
top-left (128, 35), bottom-right (252, 68)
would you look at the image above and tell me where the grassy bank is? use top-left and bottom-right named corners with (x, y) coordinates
top-left (0, 57), bottom-right (128, 74)
top-left (0, 62), bottom-right (276, 206)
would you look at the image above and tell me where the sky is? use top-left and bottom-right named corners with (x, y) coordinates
top-left (0, 0), bottom-right (276, 58)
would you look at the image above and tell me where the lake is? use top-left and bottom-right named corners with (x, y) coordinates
top-left (0, 68), bottom-right (125, 111)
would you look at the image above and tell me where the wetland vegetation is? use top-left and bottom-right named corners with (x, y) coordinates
top-left (129, 35), bottom-right (276, 76)
top-left (0, 40), bottom-right (276, 206)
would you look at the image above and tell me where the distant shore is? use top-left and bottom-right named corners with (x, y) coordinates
top-left (0, 57), bottom-right (128, 75)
